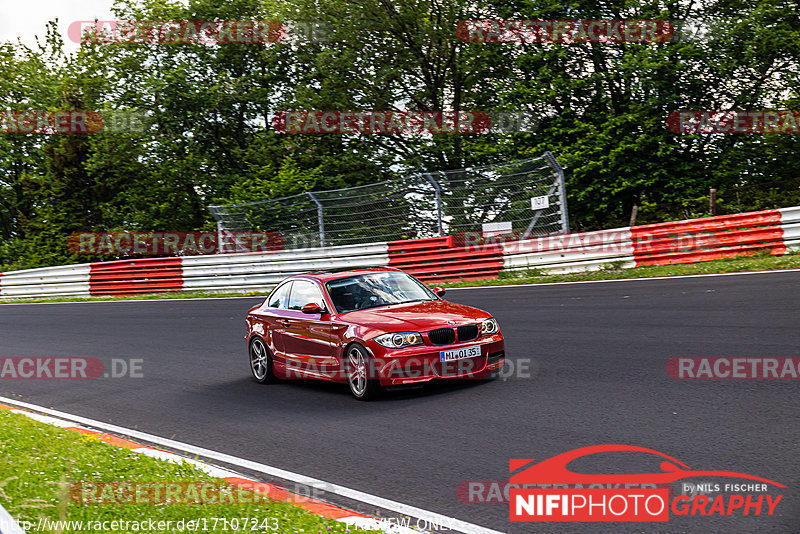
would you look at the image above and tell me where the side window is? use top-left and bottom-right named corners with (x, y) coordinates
top-left (267, 282), bottom-right (292, 309)
top-left (287, 280), bottom-right (323, 311)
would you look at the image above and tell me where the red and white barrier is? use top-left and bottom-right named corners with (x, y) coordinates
top-left (90, 257), bottom-right (183, 296)
top-left (779, 206), bottom-right (800, 250)
top-left (631, 209), bottom-right (786, 266)
top-left (1, 206), bottom-right (799, 299)
top-left (388, 236), bottom-right (504, 281)
top-left (502, 206), bottom-right (800, 274)
top-left (0, 243), bottom-right (390, 298)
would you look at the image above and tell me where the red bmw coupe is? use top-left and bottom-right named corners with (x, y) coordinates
top-left (245, 268), bottom-right (505, 400)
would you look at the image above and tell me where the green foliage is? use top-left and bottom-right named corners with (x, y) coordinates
top-left (601, 260), bottom-right (626, 271)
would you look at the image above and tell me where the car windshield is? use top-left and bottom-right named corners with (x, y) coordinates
top-left (326, 272), bottom-right (436, 313)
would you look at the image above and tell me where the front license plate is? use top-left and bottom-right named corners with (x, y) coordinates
top-left (440, 345), bottom-right (482, 362)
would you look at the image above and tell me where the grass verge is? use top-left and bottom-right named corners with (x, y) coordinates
top-left (441, 250), bottom-right (800, 288)
top-left (0, 410), bottom-right (376, 533)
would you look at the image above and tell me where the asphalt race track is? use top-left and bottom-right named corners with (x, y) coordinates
top-left (1, 270), bottom-right (799, 533)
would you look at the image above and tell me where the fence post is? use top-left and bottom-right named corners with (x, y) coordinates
top-left (709, 188), bottom-right (717, 215)
top-left (307, 192), bottom-right (326, 247)
top-left (209, 206), bottom-right (226, 254)
top-left (422, 173), bottom-right (444, 236)
top-left (543, 151), bottom-right (570, 234)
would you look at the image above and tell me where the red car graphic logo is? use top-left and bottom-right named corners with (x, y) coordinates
top-left (510, 444), bottom-right (785, 487)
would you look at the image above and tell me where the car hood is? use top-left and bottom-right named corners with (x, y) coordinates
top-left (340, 299), bottom-right (489, 331)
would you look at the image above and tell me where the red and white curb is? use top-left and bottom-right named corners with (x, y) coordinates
top-left (0, 398), bottom-right (504, 534)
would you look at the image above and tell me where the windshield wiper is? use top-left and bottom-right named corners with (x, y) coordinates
top-left (391, 298), bottom-right (433, 305)
top-left (352, 298), bottom-right (434, 312)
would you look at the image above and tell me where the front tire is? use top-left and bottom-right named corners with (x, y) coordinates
top-left (345, 343), bottom-right (381, 401)
top-left (250, 337), bottom-right (276, 384)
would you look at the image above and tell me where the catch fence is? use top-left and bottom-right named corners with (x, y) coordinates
top-left (209, 153), bottom-right (569, 250)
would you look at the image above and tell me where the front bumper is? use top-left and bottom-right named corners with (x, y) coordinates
top-left (367, 336), bottom-right (505, 386)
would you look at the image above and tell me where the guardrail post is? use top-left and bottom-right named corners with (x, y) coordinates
top-left (307, 192), bottom-right (326, 247)
top-left (422, 173), bottom-right (444, 237)
top-left (215, 220), bottom-right (226, 254)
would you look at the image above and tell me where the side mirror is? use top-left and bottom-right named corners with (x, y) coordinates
top-left (433, 287), bottom-right (446, 297)
top-left (301, 302), bottom-right (326, 314)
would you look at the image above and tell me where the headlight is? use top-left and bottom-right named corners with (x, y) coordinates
top-left (374, 332), bottom-right (423, 348)
top-left (481, 318), bottom-right (499, 335)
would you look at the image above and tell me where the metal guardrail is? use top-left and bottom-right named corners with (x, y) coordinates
top-left (0, 264), bottom-right (91, 298)
top-left (0, 503), bottom-right (25, 534)
top-left (181, 242), bottom-right (390, 292)
top-left (502, 228), bottom-right (635, 274)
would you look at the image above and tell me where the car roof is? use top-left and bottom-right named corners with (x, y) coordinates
top-left (292, 267), bottom-right (404, 283)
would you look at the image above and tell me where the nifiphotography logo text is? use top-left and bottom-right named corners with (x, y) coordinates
top-left (508, 445), bottom-right (785, 522)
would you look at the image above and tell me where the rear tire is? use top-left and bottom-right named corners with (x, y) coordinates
top-left (250, 337), bottom-right (276, 384)
top-left (345, 343), bottom-right (381, 401)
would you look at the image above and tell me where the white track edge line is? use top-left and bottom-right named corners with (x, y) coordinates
top-left (0, 397), bottom-right (506, 534)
